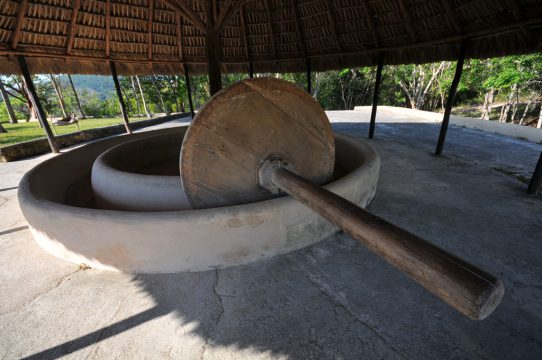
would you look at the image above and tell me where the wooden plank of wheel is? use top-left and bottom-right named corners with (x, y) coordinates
top-left (180, 77), bottom-right (335, 209)
top-left (180, 78), bottom-right (503, 320)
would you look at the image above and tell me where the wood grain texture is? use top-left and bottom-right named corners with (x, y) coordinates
top-left (180, 78), bottom-right (334, 209)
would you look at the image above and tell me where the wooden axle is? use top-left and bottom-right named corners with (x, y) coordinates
top-left (263, 164), bottom-right (504, 320)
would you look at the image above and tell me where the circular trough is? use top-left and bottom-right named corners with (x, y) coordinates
top-left (18, 126), bottom-right (380, 273)
top-left (92, 132), bottom-right (189, 211)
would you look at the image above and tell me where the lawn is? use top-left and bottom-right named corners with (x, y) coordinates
top-left (0, 117), bottom-right (149, 147)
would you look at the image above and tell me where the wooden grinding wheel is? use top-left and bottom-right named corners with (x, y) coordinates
top-left (180, 78), bottom-right (504, 320)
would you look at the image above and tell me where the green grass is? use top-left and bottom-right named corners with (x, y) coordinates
top-left (0, 117), bottom-right (149, 147)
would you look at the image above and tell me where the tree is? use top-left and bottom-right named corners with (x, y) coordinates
top-left (48, 74), bottom-right (68, 118)
top-left (67, 75), bottom-right (86, 119)
top-left (0, 78), bottom-right (17, 123)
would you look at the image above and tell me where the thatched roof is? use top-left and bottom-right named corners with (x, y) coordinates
top-left (0, 0), bottom-right (541, 76)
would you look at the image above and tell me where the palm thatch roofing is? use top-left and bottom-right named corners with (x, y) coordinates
top-left (0, 0), bottom-right (541, 76)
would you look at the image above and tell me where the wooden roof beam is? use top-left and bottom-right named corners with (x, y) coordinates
top-left (239, 5), bottom-right (251, 62)
top-left (264, 0), bottom-right (277, 58)
top-left (291, 0), bottom-right (307, 58)
top-left (322, 0), bottom-right (343, 52)
top-left (359, 1), bottom-right (380, 48)
top-left (397, 0), bottom-right (417, 43)
top-left (66, 0), bottom-right (81, 54)
top-left (148, 0), bottom-right (154, 62)
top-left (163, 0), bottom-right (207, 33)
top-left (105, 0), bottom-right (111, 57)
top-left (440, 0), bottom-right (462, 34)
top-left (177, 13), bottom-right (183, 61)
top-left (11, 0), bottom-right (28, 49)
top-left (214, 0), bottom-right (251, 32)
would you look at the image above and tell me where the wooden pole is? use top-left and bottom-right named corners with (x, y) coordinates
top-left (206, 32), bottom-right (222, 96)
top-left (369, 52), bottom-right (384, 139)
top-left (67, 74), bottom-right (85, 119)
top-left (17, 56), bottom-right (59, 153)
top-left (183, 63), bottom-right (195, 118)
top-left (306, 59), bottom-right (312, 95)
top-left (435, 42), bottom-right (467, 155)
top-left (527, 152), bottom-right (542, 194)
top-left (109, 61), bottom-right (132, 134)
top-left (269, 166), bottom-right (504, 320)
top-left (249, 62), bottom-right (254, 78)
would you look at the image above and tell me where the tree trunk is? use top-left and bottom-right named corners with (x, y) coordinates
top-left (500, 84), bottom-right (516, 122)
top-left (135, 76), bottom-right (151, 118)
top-left (130, 76), bottom-right (142, 116)
top-left (49, 74), bottom-right (68, 118)
top-left (151, 75), bottom-right (166, 114)
top-left (67, 74), bottom-right (86, 119)
top-left (0, 79), bottom-right (17, 123)
top-left (0, 122), bottom-right (7, 133)
top-left (510, 84), bottom-right (520, 123)
top-left (519, 92), bottom-right (535, 125)
top-left (537, 104), bottom-right (542, 129)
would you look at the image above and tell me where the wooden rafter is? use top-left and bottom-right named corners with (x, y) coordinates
top-left (440, 0), bottom-right (462, 34)
top-left (239, 5), bottom-right (251, 62)
top-left (264, 0), bottom-right (277, 58)
top-left (214, 0), bottom-right (251, 32)
top-left (397, 0), bottom-right (416, 43)
top-left (359, 1), bottom-right (379, 48)
top-left (66, 0), bottom-right (81, 54)
top-left (105, 0), bottom-right (111, 57)
top-left (162, 0), bottom-right (207, 32)
top-left (215, 0), bottom-right (233, 30)
top-left (11, 0), bottom-right (29, 49)
top-left (291, 0), bottom-right (307, 58)
top-left (177, 13), bottom-right (183, 61)
top-left (322, 0), bottom-right (342, 52)
top-left (148, 0), bottom-right (154, 61)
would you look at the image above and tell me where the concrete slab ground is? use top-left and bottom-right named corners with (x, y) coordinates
top-left (1, 109), bottom-right (541, 359)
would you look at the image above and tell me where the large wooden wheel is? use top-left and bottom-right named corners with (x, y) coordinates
top-left (180, 78), bottom-right (335, 209)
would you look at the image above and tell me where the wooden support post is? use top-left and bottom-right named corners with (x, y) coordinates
top-left (184, 63), bottom-right (195, 118)
top-left (369, 52), bottom-right (384, 139)
top-left (435, 42), bottom-right (467, 155)
top-left (527, 152), bottom-right (542, 194)
top-left (0, 79), bottom-right (17, 123)
top-left (249, 62), bottom-right (254, 78)
top-left (306, 59), bottom-right (311, 95)
top-left (109, 61), bottom-right (132, 134)
top-left (17, 56), bottom-right (59, 153)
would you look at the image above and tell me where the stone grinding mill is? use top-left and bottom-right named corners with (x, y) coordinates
top-left (179, 78), bottom-right (504, 320)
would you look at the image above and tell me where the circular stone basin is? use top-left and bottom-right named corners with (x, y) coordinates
top-left (92, 133), bottom-right (189, 211)
top-left (18, 126), bottom-right (380, 273)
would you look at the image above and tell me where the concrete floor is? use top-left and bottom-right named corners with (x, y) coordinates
top-left (0, 108), bottom-right (541, 359)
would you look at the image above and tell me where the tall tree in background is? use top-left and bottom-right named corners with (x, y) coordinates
top-left (0, 78), bottom-right (17, 123)
top-left (135, 75), bottom-right (151, 118)
top-left (68, 75), bottom-right (86, 119)
top-left (1, 76), bottom-right (38, 121)
top-left (48, 74), bottom-right (68, 118)
top-left (392, 62), bottom-right (448, 110)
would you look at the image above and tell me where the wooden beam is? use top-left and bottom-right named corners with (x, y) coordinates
top-left (176, 13), bottom-right (183, 61)
top-left (11, 0), bottom-right (28, 49)
top-left (440, 0), bottom-right (462, 34)
top-left (359, 0), bottom-right (379, 48)
top-left (215, 0), bottom-right (233, 31)
top-left (206, 0), bottom-right (222, 96)
top-left (162, 0), bottom-right (207, 33)
top-left (369, 52), bottom-right (384, 139)
top-left (66, 0), bottom-right (81, 54)
top-left (527, 152), bottom-right (542, 194)
top-left (105, 0), bottom-right (111, 57)
top-left (291, 0), bottom-right (307, 58)
top-left (239, 5), bottom-right (250, 59)
top-left (397, 0), bottom-right (416, 43)
top-left (435, 41), bottom-right (467, 155)
top-left (323, 0), bottom-right (342, 52)
top-left (17, 56), bottom-right (59, 153)
top-left (183, 63), bottom-right (195, 118)
top-left (109, 61), bottom-right (132, 134)
top-left (264, 0), bottom-right (277, 58)
top-left (214, 0), bottom-right (251, 32)
top-left (148, 0), bottom-right (154, 62)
